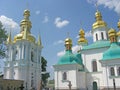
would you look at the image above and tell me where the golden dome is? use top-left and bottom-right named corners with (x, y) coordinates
top-left (13, 32), bottom-right (35, 43)
top-left (108, 28), bottom-right (117, 43)
top-left (108, 28), bottom-right (115, 34)
top-left (20, 9), bottom-right (32, 33)
top-left (65, 38), bottom-right (72, 45)
top-left (24, 9), bottom-right (30, 16)
top-left (65, 37), bottom-right (72, 50)
top-left (13, 9), bottom-right (36, 43)
top-left (108, 28), bottom-right (116, 37)
top-left (117, 31), bottom-right (120, 36)
top-left (78, 29), bottom-right (88, 45)
top-left (92, 10), bottom-right (107, 29)
top-left (79, 29), bottom-right (85, 35)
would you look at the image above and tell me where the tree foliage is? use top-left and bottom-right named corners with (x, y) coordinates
top-left (41, 56), bottom-right (50, 88)
top-left (0, 21), bottom-right (7, 59)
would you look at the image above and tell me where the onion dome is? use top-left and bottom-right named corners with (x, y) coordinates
top-left (13, 9), bottom-right (35, 43)
top-left (20, 9), bottom-right (32, 33)
top-left (108, 28), bottom-right (117, 43)
top-left (92, 10), bottom-right (107, 29)
top-left (57, 37), bottom-right (83, 65)
top-left (57, 50), bottom-right (82, 65)
top-left (75, 52), bottom-right (83, 65)
top-left (78, 29), bottom-right (88, 45)
top-left (65, 37), bottom-right (72, 50)
top-left (102, 28), bottom-right (120, 60)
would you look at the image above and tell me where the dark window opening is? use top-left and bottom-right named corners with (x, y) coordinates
top-left (63, 72), bottom-right (67, 80)
top-left (92, 61), bottom-right (97, 72)
top-left (96, 33), bottom-right (98, 41)
top-left (110, 67), bottom-right (115, 76)
top-left (101, 32), bottom-right (104, 40)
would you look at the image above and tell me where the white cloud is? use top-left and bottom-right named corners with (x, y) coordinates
top-left (53, 40), bottom-right (64, 45)
top-left (87, 0), bottom-right (120, 14)
top-left (57, 45), bottom-right (80, 57)
top-left (54, 17), bottom-right (69, 28)
top-left (42, 16), bottom-right (49, 23)
top-left (57, 50), bottom-right (65, 57)
top-left (35, 10), bottom-right (40, 15)
top-left (0, 15), bottom-right (20, 37)
top-left (72, 45), bottom-right (80, 53)
top-left (85, 31), bottom-right (92, 37)
top-left (76, 31), bottom-right (92, 38)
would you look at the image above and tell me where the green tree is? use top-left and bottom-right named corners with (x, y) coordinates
top-left (41, 56), bottom-right (50, 88)
top-left (0, 21), bottom-right (7, 59)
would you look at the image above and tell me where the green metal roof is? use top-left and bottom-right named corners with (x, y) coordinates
top-left (102, 43), bottom-right (120, 60)
top-left (83, 40), bottom-right (110, 50)
top-left (75, 53), bottom-right (83, 65)
top-left (57, 50), bottom-right (82, 65)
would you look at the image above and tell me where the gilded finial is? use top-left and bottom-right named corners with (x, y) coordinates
top-left (38, 34), bottom-right (42, 46)
top-left (78, 28), bottom-right (88, 45)
top-left (95, 1), bottom-right (98, 11)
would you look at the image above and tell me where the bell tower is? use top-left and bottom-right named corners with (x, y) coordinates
top-left (4, 9), bottom-right (43, 90)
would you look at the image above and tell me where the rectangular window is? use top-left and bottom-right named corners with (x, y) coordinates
top-left (110, 67), bottom-right (115, 76)
top-left (62, 72), bottom-right (67, 80)
top-left (117, 67), bottom-right (120, 76)
top-left (92, 60), bottom-right (97, 72)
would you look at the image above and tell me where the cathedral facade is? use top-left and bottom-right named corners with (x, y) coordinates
top-left (54, 10), bottom-right (120, 90)
top-left (4, 9), bottom-right (43, 90)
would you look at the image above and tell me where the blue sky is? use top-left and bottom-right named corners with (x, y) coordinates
top-left (0, 0), bottom-right (120, 79)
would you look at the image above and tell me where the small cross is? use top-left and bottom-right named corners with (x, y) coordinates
top-left (19, 84), bottom-right (24, 90)
top-left (95, 1), bottom-right (98, 11)
top-left (67, 32), bottom-right (70, 38)
top-left (80, 22), bottom-right (83, 29)
top-left (26, 0), bottom-right (29, 9)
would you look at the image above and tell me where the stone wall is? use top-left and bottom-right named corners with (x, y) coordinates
top-left (0, 79), bottom-right (24, 90)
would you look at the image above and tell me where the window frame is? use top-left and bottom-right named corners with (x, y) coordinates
top-left (62, 72), bottom-right (67, 81)
top-left (92, 60), bottom-right (98, 72)
top-left (110, 67), bottom-right (115, 76)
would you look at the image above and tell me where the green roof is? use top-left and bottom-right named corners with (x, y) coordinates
top-left (83, 40), bottom-right (110, 50)
top-left (102, 43), bottom-right (120, 60)
top-left (57, 50), bottom-right (82, 65)
top-left (75, 53), bottom-right (83, 65)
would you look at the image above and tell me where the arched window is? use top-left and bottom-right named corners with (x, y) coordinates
top-left (96, 33), bottom-right (98, 41)
top-left (117, 67), bottom-right (120, 76)
top-left (92, 61), bottom-right (97, 72)
top-left (101, 32), bottom-right (104, 40)
top-left (110, 67), bottom-right (115, 76)
top-left (63, 72), bottom-right (67, 80)
top-left (93, 82), bottom-right (98, 90)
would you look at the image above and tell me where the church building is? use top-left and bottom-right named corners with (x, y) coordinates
top-left (4, 9), bottom-right (43, 90)
top-left (54, 9), bottom-right (120, 90)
